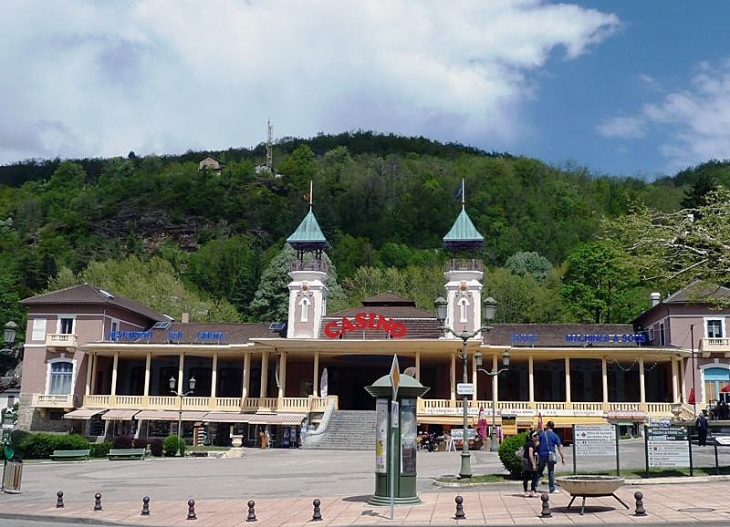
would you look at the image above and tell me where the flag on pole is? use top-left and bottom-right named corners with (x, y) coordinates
top-left (537, 412), bottom-right (544, 431)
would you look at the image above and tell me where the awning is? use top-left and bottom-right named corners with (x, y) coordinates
top-left (247, 413), bottom-right (306, 425)
top-left (102, 409), bottom-right (139, 421)
top-left (135, 410), bottom-right (209, 421)
top-left (63, 408), bottom-right (106, 420)
top-left (204, 412), bottom-right (252, 423)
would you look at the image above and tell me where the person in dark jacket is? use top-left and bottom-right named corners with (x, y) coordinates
top-left (523, 431), bottom-right (540, 497)
top-left (697, 410), bottom-right (709, 446)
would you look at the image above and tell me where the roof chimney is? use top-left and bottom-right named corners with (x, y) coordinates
top-left (181, 312), bottom-right (190, 324)
top-left (650, 292), bottom-right (661, 307)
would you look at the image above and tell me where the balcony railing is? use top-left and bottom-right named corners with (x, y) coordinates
top-left (81, 395), bottom-right (336, 414)
top-left (445, 259), bottom-right (483, 272)
top-left (32, 394), bottom-right (75, 408)
top-left (700, 337), bottom-right (730, 355)
top-left (45, 333), bottom-right (78, 349)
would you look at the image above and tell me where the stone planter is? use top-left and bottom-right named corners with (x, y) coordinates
top-left (556, 475), bottom-right (625, 495)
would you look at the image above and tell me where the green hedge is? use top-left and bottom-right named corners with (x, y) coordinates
top-left (498, 432), bottom-right (528, 478)
top-left (18, 433), bottom-right (90, 459)
top-left (90, 441), bottom-right (113, 458)
top-left (163, 435), bottom-right (185, 457)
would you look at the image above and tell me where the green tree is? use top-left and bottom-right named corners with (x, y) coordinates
top-left (504, 251), bottom-right (553, 281)
top-left (681, 170), bottom-right (718, 210)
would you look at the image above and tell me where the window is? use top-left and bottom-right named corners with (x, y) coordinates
top-left (59, 317), bottom-right (74, 335)
top-left (706, 319), bottom-right (725, 339)
top-left (299, 298), bottom-right (310, 323)
top-left (660, 323), bottom-right (665, 346)
top-left (49, 361), bottom-right (73, 395)
top-left (31, 318), bottom-right (47, 341)
top-left (459, 298), bottom-right (468, 323)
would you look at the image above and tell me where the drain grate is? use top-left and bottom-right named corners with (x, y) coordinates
top-left (679, 507), bottom-right (716, 513)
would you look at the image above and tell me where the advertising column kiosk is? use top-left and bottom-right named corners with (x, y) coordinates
top-left (366, 374), bottom-right (429, 506)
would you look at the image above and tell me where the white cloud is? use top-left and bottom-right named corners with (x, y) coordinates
top-left (596, 116), bottom-right (647, 139)
top-left (0, 0), bottom-right (619, 163)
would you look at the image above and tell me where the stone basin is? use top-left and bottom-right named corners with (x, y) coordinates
top-left (556, 475), bottom-right (625, 496)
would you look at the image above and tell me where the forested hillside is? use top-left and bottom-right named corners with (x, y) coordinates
top-left (0, 132), bottom-right (726, 327)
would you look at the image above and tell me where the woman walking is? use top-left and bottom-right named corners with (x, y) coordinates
top-left (523, 431), bottom-right (540, 497)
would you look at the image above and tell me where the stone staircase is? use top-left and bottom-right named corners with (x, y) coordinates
top-left (302, 410), bottom-right (376, 450)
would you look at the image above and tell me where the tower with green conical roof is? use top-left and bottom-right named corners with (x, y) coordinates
top-left (286, 182), bottom-right (330, 339)
top-left (441, 179), bottom-right (486, 338)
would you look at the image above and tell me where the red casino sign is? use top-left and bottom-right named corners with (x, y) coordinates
top-left (323, 312), bottom-right (407, 339)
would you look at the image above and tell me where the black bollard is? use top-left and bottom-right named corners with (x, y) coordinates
top-left (540, 493), bottom-right (552, 518)
top-left (187, 498), bottom-right (197, 520)
top-left (94, 492), bottom-right (103, 511)
top-left (141, 496), bottom-right (150, 516)
top-left (247, 500), bottom-right (257, 522)
top-left (634, 491), bottom-right (647, 516)
top-left (454, 495), bottom-right (466, 519)
top-left (56, 491), bottom-right (65, 509)
top-left (312, 498), bottom-right (322, 521)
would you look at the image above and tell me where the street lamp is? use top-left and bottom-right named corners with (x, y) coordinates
top-left (169, 376), bottom-right (196, 456)
top-left (475, 349), bottom-right (511, 451)
top-left (1, 321), bottom-right (20, 395)
top-left (434, 295), bottom-right (497, 479)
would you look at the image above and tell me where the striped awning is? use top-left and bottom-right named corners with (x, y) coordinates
top-left (204, 412), bottom-right (252, 423)
top-left (247, 413), bottom-right (306, 425)
top-left (135, 410), bottom-right (209, 421)
top-left (63, 408), bottom-right (106, 420)
top-left (102, 409), bottom-right (139, 421)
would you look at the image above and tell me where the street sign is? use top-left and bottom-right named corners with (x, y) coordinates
top-left (647, 426), bottom-right (689, 468)
top-left (456, 383), bottom-right (474, 395)
top-left (574, 424), bottom-right (616, 456)
top-left (389, 355), bottom-right (400, 401)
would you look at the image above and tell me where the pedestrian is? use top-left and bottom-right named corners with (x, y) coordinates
top-left (697, 410), bottom-right (709, 446)
top-left (522, 431), bottom-right (540, 497)
top-left (259, 427), bottom-right (267, 449)
top-left (537, 420), bottom-right (566, 494)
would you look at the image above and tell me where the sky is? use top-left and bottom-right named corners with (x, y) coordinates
top-left (1, 0), bottom-right (729, 179)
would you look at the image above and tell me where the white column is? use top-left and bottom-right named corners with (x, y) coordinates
top-left (85, 353), bottom-right (93, 396)
top-left (671, 358), bottom-right (679, 403)
top-left (260, 352), bottom-right (269, 398)
top-left (211, 353), bottom-right (218, 398)
top-left (450, 354), bottom-right (456, 402)
top-left (602, 357), bottom-right (608, 404)
top-left (565, 356), bottom-right (571, 403)
top-left (472, 352), bottom-right (478, 402)
top-left (177, 353), bottom-right (185, 391)
top-left (111, 352), bottom-right (119, 396)
top-left (415, 351), bottom-right (421, 382)
top-left (90, 354), bottom-right (98, 395)
top-left (278, 352), bottom-right (287, 399)
top-left (143, 352), bottom-right (151, 397)
top-left (313, 352), bottom-right (319, 397)
top-left (528, 355), bottom-right (534, 403)
top-left (242, 352), bottom-right (251, 400)
top-left (639, 357), bottom-right (646, 404)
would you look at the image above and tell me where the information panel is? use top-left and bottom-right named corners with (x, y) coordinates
top-left (375, 399), bottom-right (388, 473)
top-left (647, 426), bottom-right (690, 468)
top-left (574, 424), bottom-right (616, 456)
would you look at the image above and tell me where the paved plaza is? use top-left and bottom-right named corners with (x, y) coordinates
top-left (2, 441), bottom-right (730, 526)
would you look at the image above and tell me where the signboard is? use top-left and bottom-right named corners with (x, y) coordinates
top-left (647, 426), bottom-right (690, 468)
top-left (323, 313), bottom-right (408, 339)
top-left (714, 436), bottom-right (730, 446)
top-left (391, 401), bottom-right (399, 429)
top-left (449, 428), bottom-right (476, 441)
top-left (456, 383), bottom-right (474, 395)
top-left (375, 399), bottom-right (387, 473)
top-left (574, 424), bottom-right (616, 456)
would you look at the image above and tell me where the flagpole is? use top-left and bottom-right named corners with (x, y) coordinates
top-left (691, 324), bottom-right (697, 418)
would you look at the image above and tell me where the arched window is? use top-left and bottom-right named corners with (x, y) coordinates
top-left (459, 298), bottom-right (469, 323)
top-left (49, 361), bottom-right (74, 395)
top-left (299, 298), bottom-right (310, 323)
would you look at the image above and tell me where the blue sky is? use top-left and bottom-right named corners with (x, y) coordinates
top-left (1, 1), bottom-right (728, 180)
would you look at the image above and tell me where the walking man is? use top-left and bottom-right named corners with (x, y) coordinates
top-left (697, 410), bottom-right (709, 446)
top-left (537, 420), bottom-right (566, 493)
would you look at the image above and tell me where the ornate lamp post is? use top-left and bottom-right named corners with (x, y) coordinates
top-left (475, 349), bottom-right (511, 451)
top-left (434, 296), bottom-right (497, 479)
top-left (169, 376), bottom-right (196, 456)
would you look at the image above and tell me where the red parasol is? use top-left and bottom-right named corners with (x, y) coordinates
top-left (477, 407), bottom-right (488, 438)
top-left (688, 387), bottom-right (696, 405)
top-left (537, 412), bottom-right (544, 431)
top-left (720, 384), bottom-right (730, 393)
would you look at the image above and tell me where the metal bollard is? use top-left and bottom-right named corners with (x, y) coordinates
top-left (312, 498), bottom-right (322, 521)
top-left (141, 496), bottom-right (151, 516)
top-left (247, 500), bottom-right (257, 522)
top-left (540, 493), bottom-right (552, 518)
top-left (94, 492), bottom-right (103, 511)
top-left (187, 498), bottom-right (197, 520)
top-left (56, 491), bottom-right (65, 508)
top-left (634, 491), bottom-right (646, 516)
top-left (454, 495), bottom-right (466, 519)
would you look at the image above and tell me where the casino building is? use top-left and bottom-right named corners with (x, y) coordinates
top-left (15, 192), bottom-right (730, 446)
